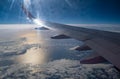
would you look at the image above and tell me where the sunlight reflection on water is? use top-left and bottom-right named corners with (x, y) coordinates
top-left (17, 47), bottom-right (47, 65)
top-left (16, 30), bottom-right (48, 65)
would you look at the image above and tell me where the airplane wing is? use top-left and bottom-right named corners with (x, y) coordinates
top-left (22, 5), bottom-right (120, 69)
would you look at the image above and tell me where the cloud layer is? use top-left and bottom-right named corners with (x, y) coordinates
top-left (1, 59), bottom-right (120, 79)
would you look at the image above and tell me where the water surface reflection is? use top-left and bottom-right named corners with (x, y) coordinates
top-left (17, 47), bottom-right (47, 65)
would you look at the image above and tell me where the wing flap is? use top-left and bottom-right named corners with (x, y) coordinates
top-left (70, 45), bottom-right (91, 51)
top-left (51, 34), bottom-right (71, 39)
top-left (80, 56), bottom-right (107, 64)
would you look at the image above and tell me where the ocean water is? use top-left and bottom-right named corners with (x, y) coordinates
top-left (0, 25), bottom-right (120, 79)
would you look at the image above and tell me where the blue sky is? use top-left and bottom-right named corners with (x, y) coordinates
top-left (0, 0), bottom-right (120, 24)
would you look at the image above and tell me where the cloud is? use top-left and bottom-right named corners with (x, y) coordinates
top-left (0, 37), bottom-right (41, 67)
top-left (0, 59), bottom-right (120, 79)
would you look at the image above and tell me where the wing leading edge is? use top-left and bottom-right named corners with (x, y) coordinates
top-left (22, 5), bottom-right (120, 69)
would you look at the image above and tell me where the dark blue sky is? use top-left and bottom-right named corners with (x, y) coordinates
top-left (0, 0), bottom-right (120, 24)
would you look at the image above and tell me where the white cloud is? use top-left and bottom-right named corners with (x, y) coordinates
top-left (0, 59), bottom-right (120, 79)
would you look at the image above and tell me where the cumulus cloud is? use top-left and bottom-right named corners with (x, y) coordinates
top-left (0, 59), bottom-right (120, 79)
top-left (0, 37), bottom-right (40, 58)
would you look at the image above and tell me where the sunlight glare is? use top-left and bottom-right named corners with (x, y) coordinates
top-left (23, 0), bottom-right (31, 8)
top-left (33, 19), bottom-right (44, 27)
